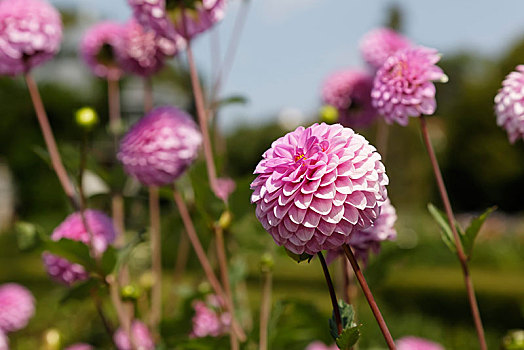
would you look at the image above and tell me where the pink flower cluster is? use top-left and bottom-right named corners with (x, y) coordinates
top-left (43, 210), bottom-right (116, 286)
top-left (0, 0), bottom-right (62, 76)
top-left (190, 295), bottom-right (231, 338)
top-left (396, 336), bottom-right (444, 350)
top-left (118, 106), bottom-right (202, 186)
top-left (495, 65), bottom-right (524, 143)
top-left (0, 283), bottom-right (35, 349)
top-left (251, 123), bottom-right (388, 255)
top-left (81, 19), bottom-right (181, 79)
top-left (114, 321), bottom-right (155, 350)
top-left (322, 69), bottom-right (377, 128)
top-left (128, 0), bottom-right (226, 41)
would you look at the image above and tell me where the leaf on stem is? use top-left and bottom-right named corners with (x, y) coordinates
top-left (285, 248), bottom-right (313, 263)
top-left (329, 300), bottom-right (361, 349)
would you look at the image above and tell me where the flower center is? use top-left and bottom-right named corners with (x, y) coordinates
top-left (388, 61), bottom-right (407, 78)
top-left (96, 43), bottom-right (117, 66)
top-left (165, 0), bottom-right (199, 10)
top-left (294, 153), bottom-right (307, 162)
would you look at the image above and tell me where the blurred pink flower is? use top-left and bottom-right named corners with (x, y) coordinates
top-left (43, 210), bottom-right (116, 286)
top-left (190, 295), bottom-right (230, 338)
top-left (128, 0), bottom-right (226, 40)
top-left (0, 0), bottom-right (62, 76)
top-left (0, 283), bottom-right (35, 333)
top-left (371, 47), bottom-right (447, 126)
top-left (120, 19), bottom-right (184, 77)
top-left (214, 177), bottom-right (236, 202)
top-left (327, 198), bottom-right (397, 265)
top-left (251, 123), bottom-right (388, 255)
top-left (80, 21), bottom-right (125, 80)
top-left (64, 344), bottom-right (94, 350)
top-left (118, 106), bottom-right (202, 186)
top-left (396, 336), bottom-right (444, 350)
top-left (360, 27), bottom-right (411, 70)
top-left (114, 321), bottom-right (154, 350)
top-left (322, 69), bottom-right (377, 128)
top-left (494, 65), bottom-right (524, 143)
top-left (305, 341), bottom-right (338, 350)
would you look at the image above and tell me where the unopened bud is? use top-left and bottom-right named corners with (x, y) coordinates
top-left (75, 107), bottom-right (98, 130)
top-left (260, 253), bottom-right (274, 273)
top-left (121, 284), bottom-right (141, 301)
top-left (320, 105), bottom-right (339, 124)
top-left (41, 328), bottom-right (61, 350)
top-left (218, 210), bottom-right (233, 230)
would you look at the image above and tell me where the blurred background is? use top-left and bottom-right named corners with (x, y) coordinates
top-left (0, 0), bottom-right (523, 349)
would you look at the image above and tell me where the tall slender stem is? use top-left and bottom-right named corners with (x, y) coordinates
top-left (376, 119), bottom-right (390, 162)
top-left (91, 290), bottom-right (115, 345)
top-left (343, 244), bottom-right (396, 349)
top-left (148, 186), bottom-right (162, 330)
top-left (419, 116), bottom-right (487, 350)
top-left (215, 226), bottom-right (238, 350)
top-left (23, 73), bottom-right (79, 210)
top-left (185, 40), bottom-right (218, 195)
top-left (259, 266), bottom-right (272, 350)
top-left (171, 185), bottom-right (246, 341)
top-left (318, 251), bottom-right (342, 335)
top-left (108, 275), bottom-right (138, 350)
top-left (107, 77), bottom-right (121, 137)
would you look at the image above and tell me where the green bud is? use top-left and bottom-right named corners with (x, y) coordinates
top-left (320, 105), bottom-right (339, 124)
top-left (503, 329), bottom-right (524, 350)
top-left (139, 271), bottom-right (154, 290)
top-left (121, 284), bottom-right (141, 301)
top-left (218, 210), bottom-right (233, 230)
top-left (41, 328), bottom-right (61, 350)
top-left (260, 253), bottom-right (274, 273)
top-left (197, 281), bottom-right (211, 294)
top-left (75, 107), bottom-right (99, 129)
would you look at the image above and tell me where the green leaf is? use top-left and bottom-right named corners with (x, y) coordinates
top-left (427, 203), bottom-right (455, 253)
top-left (215, 95), bottom-right (249, 109)
top-left (335, 325), bottom-right (361, 350)
top-left (43, 238), bottom-right (97, 272)
top-left (100, 246), bottom-right (118, 275)
top-left (329, 300), bottom-right (358, 340)
top-left (462, 206), bottom-right (496, 258)
top-left (14, 222), bottom-right (42, 251)
top-left (285, 248), bottom-right (313, 263)
top-left (60, 279), bottom-right (100, 304)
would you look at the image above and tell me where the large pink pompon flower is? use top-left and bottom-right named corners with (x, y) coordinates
top-left (80, 21), bottom-right (125, 80)
top-left (327, 198), bottom-right (397, 265)
top-left (251, 123), bottom-right (388, 255)
top-left (321, 69), bottom-right (377, 128)
top-left (0, 0), bottom-right (62, 76)
top-left (118, 106), bottom-right (202, 186)
top-left (494, 65), bottom-right (524, 143)
top-left (360, 27), bottom-right (411, 70)
top-left (114, 321), bottom-right (155, 350)
top-left (128, 0), bottom-right (226, 40)
top-left (190, 295), bottom-right (231, 338)
top-left (43, 210), bottom-right (116, 286)
top-left (371, 46), bottom-right (448, 126)
top-left (396, 336), bottom-right (444, 350)
top-left (0, 283), bottom-right (35, 333)
top-left (120, 19), bottom-right (183, 77)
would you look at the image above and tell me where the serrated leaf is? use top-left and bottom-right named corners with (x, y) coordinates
top-left (335, 325), bottom-right (361, 350)
top-left (329, 300), bottom-right (357, 340)
top-left (463, 206), bottom-right (496, 259)
top-left (285, 248), bottom-right (313, 263)
top-left (60, 279), bottom-right (99, 304)
top-left (427, 203), bottom-right (455, 253)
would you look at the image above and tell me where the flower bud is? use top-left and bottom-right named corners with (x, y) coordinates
top-left (319, 105), bottom-right (339, 124)
top-left (260, 253), bottom-right (274, 273)
top-left (121, 284), bottom-right (141, 301)
top-left (41, 328), bottom-right (61, 350)
top-left (75, 107), bottom-right (99, 130)
top-left (217, 210), bottom-right (232, 230)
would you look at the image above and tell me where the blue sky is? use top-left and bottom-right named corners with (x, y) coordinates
top-left (51, 0), bottom-right (524, 131)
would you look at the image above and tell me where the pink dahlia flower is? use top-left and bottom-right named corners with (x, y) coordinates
top-left (360, 27), bottom-right (411, 70)
top-left (114, 321), bottom-right (154, 350)
top-left (321, 69), bottom-right (377, 128)
top-left (305, 341), bottom-right (338, 350)
top-left (0, 0), bottom-right (62, 76)
top-left (118, 106), bottom-right (202, 186)
top-left (327, 198), bottom-right (397, 265)
top-left (0, 283), bottom-right (35, 333)
top-left (64, 344), bottom-right (94, 350)
top-left (120, 19), bottom-right (184, 77)
top-left (214, 177), bottom-right (236, 202)
top-left (190, 295), bottom-right (231, 338)
top-left (43, 210), bottom-right (116, 286)
top-left (371, 46), bottom-right (448, 126)
top-left (494, 65), bottom-right (524, 143)
top-left (396, 336), bottom-right (444, 350)
top-left (128, 0), bottom-right (226, 40)
top-left (80, 21), bottom-right (126, 80)
top-left (251, 123), bottom-right (388, 255)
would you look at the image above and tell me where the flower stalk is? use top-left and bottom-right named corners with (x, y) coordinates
top-left (419, 116), bottom-right (487, 350)
top-left (148, 186), bottom-right (162, 330)
top-left (342, 244), bottom-right (396, 350)
top-left (318, 251), bottom-right (342, 335)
